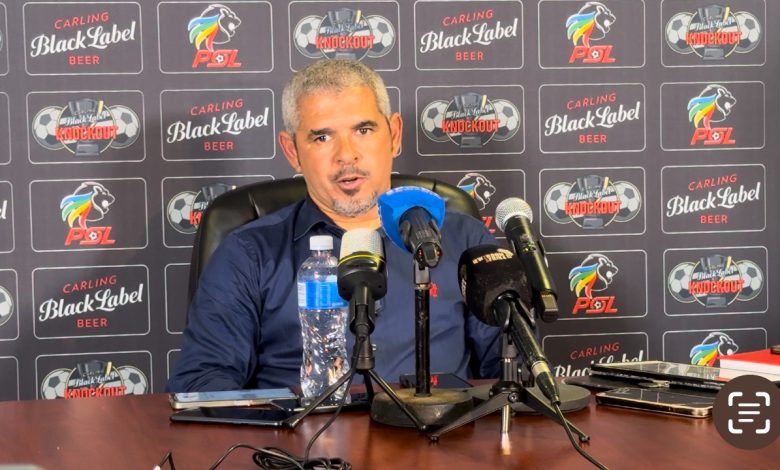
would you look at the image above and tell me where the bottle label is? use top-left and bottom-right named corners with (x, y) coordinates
top-left (297, 276), bottom-right (348, 310)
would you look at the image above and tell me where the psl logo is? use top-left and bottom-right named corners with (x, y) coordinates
top-left (566, 2), bottom-right (616, 63)
top-left (40, 360), bottom-right (148, 399)
top-left (544, 175), bottom-right (641, 229)
top-left (665, 5), bottom-right (761, 60)
top-left (188, 4), bottom-right (242, 68)
top-left (167, 182), bottom-right (237, 234)
top-left (690, 332), bottom-right (739, 366)
top-left (687, 84), bottom-right (736, 146)
top-left (568, 254), bottom-right (619, 315)
top-left (456, 172), bottom-right (497, 233)
top-left (421, 93), bottom-right (520, 148)
top-left (293, 8), bottom-right (395, 60)
top-left (668, 254), bottom-right (763, 308)
top-left (60, 182), bottom-right (116, 246)
top-left (31, 100), bottom-right (140, 157)
top-left (0, 285), bottom-right (13, 328)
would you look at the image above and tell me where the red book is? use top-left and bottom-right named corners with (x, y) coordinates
top-left (719, 349), bottom-right (780, 376)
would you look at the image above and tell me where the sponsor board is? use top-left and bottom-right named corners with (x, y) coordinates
top-left (661, 0), bottom-right (766, 67)
top-left (0, 181), bottom-right (13, 253)
top-left (0, 269), bottom-right (19, 341)
top-left (0, 92), bottom-right (10, 164)
top-left (27, 90), bottom-right (145, 164)
top-left (548, 249), bottom-right (647, 319)
top-left (538, 0), bottom-right (645, 69)
top-left (289, 1), bottom-right (400, 71)
top-left (36, 351), bottom-right (152, 399)
top-left (0, 356), bottom-right (19, 400)
top-left (158, 1), bottom-right (273, 74)
top-left (23, 2), bottom-right (143, 75)
top-left (543, 332), bottom-right (648, 377)
top-left (660, 81), bottom-right (764, 151)
top-left (160, 88), bottom-right (275, 161)
top-left (664, 246), bottom-right (768, 315)
top-left (416, 85), bottom-right (524, 156)
top-left (663, 328), bottom-right (766, 366)
top-left (162, 175), bottom-right (273, 247)
top-left (538, 83), bottom-right (645, 153)
top-left (418, 169), bottom-right (525, 237)
top-left (165, 264), bottom-right (190, 334)
top-left (414, 0), bottom-right (523, 70)
top-left (662, 164), bottom-right (765, 233)
top-left (32, 265), bottom-right (150, 339)
top-left (29, 178), bottom-right (148, 252)
top-left (539, 167), bottom-right (645, 237)
top-left (0, 3), bottom-right (8, 75)
top-left (167, 349), bottom-right (182, 378)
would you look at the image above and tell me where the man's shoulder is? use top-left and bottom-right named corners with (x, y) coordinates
top-left (231, 200), bottom-right (302, 237)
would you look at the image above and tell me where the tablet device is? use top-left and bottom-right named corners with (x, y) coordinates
top-left (170, 406), bottom-right (295, 427)
top-left (595, 387), bottom-right (714, 418)
top-left (169, 387), bottom-right (297, 410)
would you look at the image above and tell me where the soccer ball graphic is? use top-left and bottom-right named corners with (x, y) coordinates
top-left (614, 181), bottom-right (642, 222)
top-left (109, 105), bottom-right (141, 149)
top-left (167, 191), bottom-right (197, 234)
top-left (735, 12), bottom-right (761, 53)
top-left (665, 12), bottom-right (693, 54)
top-left (737, 260), bottom-right (763, 301)
top-left (40, 368), bottom-right (73, 400)
top-left (420, 100), bottom-right (450, 142)
top-left (0, 286), bottom-right (12, 327)
top-left (32, 106), bottom-right (65, 150)
top-left (118, 366), bottom-right (149, 395)
top-left (367, 15), bottom-right (395, 58)
top-left (490, 99), bottom-right (520, 142)
top-left (293, 15), bottom-right (323, 59)
top-left (668, 262), bottom-right (696, 303)
top-left (544, 182), bottom-right (572, 224)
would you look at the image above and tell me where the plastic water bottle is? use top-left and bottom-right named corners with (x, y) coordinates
top-left (297, 235), bottom-right (351, 405)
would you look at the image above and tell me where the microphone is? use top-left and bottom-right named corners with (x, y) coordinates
top-left (338, 229), bottom-right (387, 334)
top-left (378, 186), bottom-right (445, 268)
top-left (495, 198), bottom-right (559, 322)
top-left (458, 244), bottom-right (561, 405)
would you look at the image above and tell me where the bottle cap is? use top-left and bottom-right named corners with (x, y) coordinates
top-left (310, 235), bottom-right (333, 251)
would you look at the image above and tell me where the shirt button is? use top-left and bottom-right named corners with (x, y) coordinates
top-left (371, 343), bottom-right (378, 352)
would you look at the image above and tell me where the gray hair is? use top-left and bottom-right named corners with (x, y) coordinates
top-left (281, 59), bottom-right (392, 135)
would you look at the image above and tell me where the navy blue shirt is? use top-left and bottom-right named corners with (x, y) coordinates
top-left (167, 197), bottom-right (501, 392)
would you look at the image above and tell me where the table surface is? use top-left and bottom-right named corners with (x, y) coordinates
top-left (0, 391), bottom-right (778, 470)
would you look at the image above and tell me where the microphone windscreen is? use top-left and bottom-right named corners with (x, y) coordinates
top-left (340, 228), bottom-right (384, 259)
top-left (495, 197), bottom-right (533, 232)
top-left (457, 244), bottom-right (532, 326)
top-left (378, 186), bottom-right (445, 251)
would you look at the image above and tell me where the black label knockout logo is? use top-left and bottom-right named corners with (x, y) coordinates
top-left (166, 182), bottom-right (237, 234)
top-left (40, 360), bottom-right (148, 399)
top-left (687, 84), bottom-right (737, 146)
top-left (421, 92), bottom-right (520, 148)
top-left (293, 8), bottom-right (395, 60)
top-left (31, 99), bottom-right (140, 157)
top-left (568, 253), bottom-right (620, 315)
top-left (60, 182), bottom-right (116, 246)
top-left (668, 254), bottom-right (764, 308)
top-left (665, 5), bottom-right (761, 60)
top-left (565, 1), bottom-right (616, 63)
top-left (544, 174), bottom-right (641, 229)
top-left (0, 285), bottom-right (13, 328)
top-left (188, 4), bottom-right (242, 68)
top-left (689, 331), bottom-right (739, 366)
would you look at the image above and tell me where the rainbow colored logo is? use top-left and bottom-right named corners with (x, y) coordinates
top-left (188, 13), bottom-right (221, 51)
top-left (686, 84), bottom-right (737, 130)
top-left (60, 182), bottom-right (115, 229)
top-left (569, 262), bottom-right (598, 298)
top-left (687, 94), bottom-right (717, 129)
top-left (566, 11), bottom-right (597, 47)
top-left (689, 332), bottom-right (739, 366)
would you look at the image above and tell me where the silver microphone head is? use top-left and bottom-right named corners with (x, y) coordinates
top-left (340, 228), bottom-right (384, 259)
top-left (495, 198), bottom-right (534, 232)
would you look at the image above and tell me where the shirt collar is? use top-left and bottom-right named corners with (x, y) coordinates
top-left (293, 196), bottom-right (345, 241)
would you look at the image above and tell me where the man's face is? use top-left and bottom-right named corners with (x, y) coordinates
top-left (279, 85), bottom-right (402, 220)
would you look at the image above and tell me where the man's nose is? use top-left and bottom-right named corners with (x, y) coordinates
top-left (335, 136), bottom-right (360, 164)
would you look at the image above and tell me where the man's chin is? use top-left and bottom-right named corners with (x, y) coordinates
top-left (332, 193), bottom-right (378, 218)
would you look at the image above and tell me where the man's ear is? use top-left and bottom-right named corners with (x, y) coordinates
top-left (389, 112), bottom-right (403, 158)
top-left (278, 131), bottom-right (301, 172)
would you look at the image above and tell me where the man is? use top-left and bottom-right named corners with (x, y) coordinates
top-left (167, 59), bottom-right (500, 392)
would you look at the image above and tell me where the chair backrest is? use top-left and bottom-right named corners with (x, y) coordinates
top-left (188, 174), bottom-right (480, 300)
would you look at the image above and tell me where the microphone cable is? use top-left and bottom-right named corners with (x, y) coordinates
top-left (552, 402), bottom-right (609, 470)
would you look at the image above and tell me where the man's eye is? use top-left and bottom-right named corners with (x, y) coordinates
top-left (313, 135), bottom-right (328, 143)
top-left (358, 127), bottom-right (373, 135)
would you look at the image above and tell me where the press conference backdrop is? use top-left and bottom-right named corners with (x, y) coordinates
top-left (0, 0), bottom-right (776, 401)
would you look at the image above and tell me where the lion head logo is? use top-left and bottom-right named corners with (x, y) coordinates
top-left (188, 4), bottom-right (242, 51)
top-left (689, 332), bottom-right (739, 366)
top-left (566, 2), bottom-right (616, 47)
top-left (60, 182), bottom-right (116, 229)
top-left (687, 84), bottom-right (737, 129)
top-left (457, 173), bottom-right (497, 210)
top-left (568, 253), bottom-right (618, 298)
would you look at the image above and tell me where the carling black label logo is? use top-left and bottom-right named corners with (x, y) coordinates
top-left (28, 91), bottom-right (144, 163)
top-left (0, 3), bottom-right (8, 75)
top-left (33, 265), bottom-right (149, 339)
top-left (660, 81), bottom-right (764, 151)
top-left (161, 88), bottom-right (275, 160)
top-left (289, 1), bottom-right (400, 71)
top-left (540, 168), bottom-right (645, 237)
top-left (0, 181), bottom-right (12, 254)
top-left (29, 178), bottom-right (148, 252)
top-left (23, 2), bottom-right (142, 75)
top-left (662, 328), bottom-right (766, 366)
top-left (662, 164), bottom-right (765, 233)
top-left (0, 92), bottom-right (10, 165)
top-left (664, 247), bottom-right (767, 315)
top-left (538, 0), bottom-right (645, 68)
top-left (539, 83), bottom-right (644, 153)
top-left (158, 1), bottom-right (272, 73)
top-left (662, 0), bottom-right (765, 66)
top-left (417, 85), bottom-right (524, 156)
top-left (37, 351), bottom-right (152, 399)
top-left (414, 0), bottom-right (523, 70)
top-left (543, 332), bottom-right (648, 377)
top-left (0, 269), bottom-right (17, 340)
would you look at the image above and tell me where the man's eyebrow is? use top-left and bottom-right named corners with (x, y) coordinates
top-left (353, 120), bottom-right (379, 129)
top-left (308, 127), bottom-right (333, 137)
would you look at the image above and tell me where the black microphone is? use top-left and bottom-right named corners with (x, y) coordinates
top-left (458, 244), bottom-right (561, 405)
top-left (495, 198), bottom-right (559, 322)
top-left (338, 229), bottom-right (387, 335)
top-left (378, 187), bottom-right (445, 268)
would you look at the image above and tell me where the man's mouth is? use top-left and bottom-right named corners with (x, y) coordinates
top-left (336, 174), bottom-right (365, 191)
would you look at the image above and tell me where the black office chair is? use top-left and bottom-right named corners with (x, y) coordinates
top-left (188, 174), bottom-right (480, 300)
